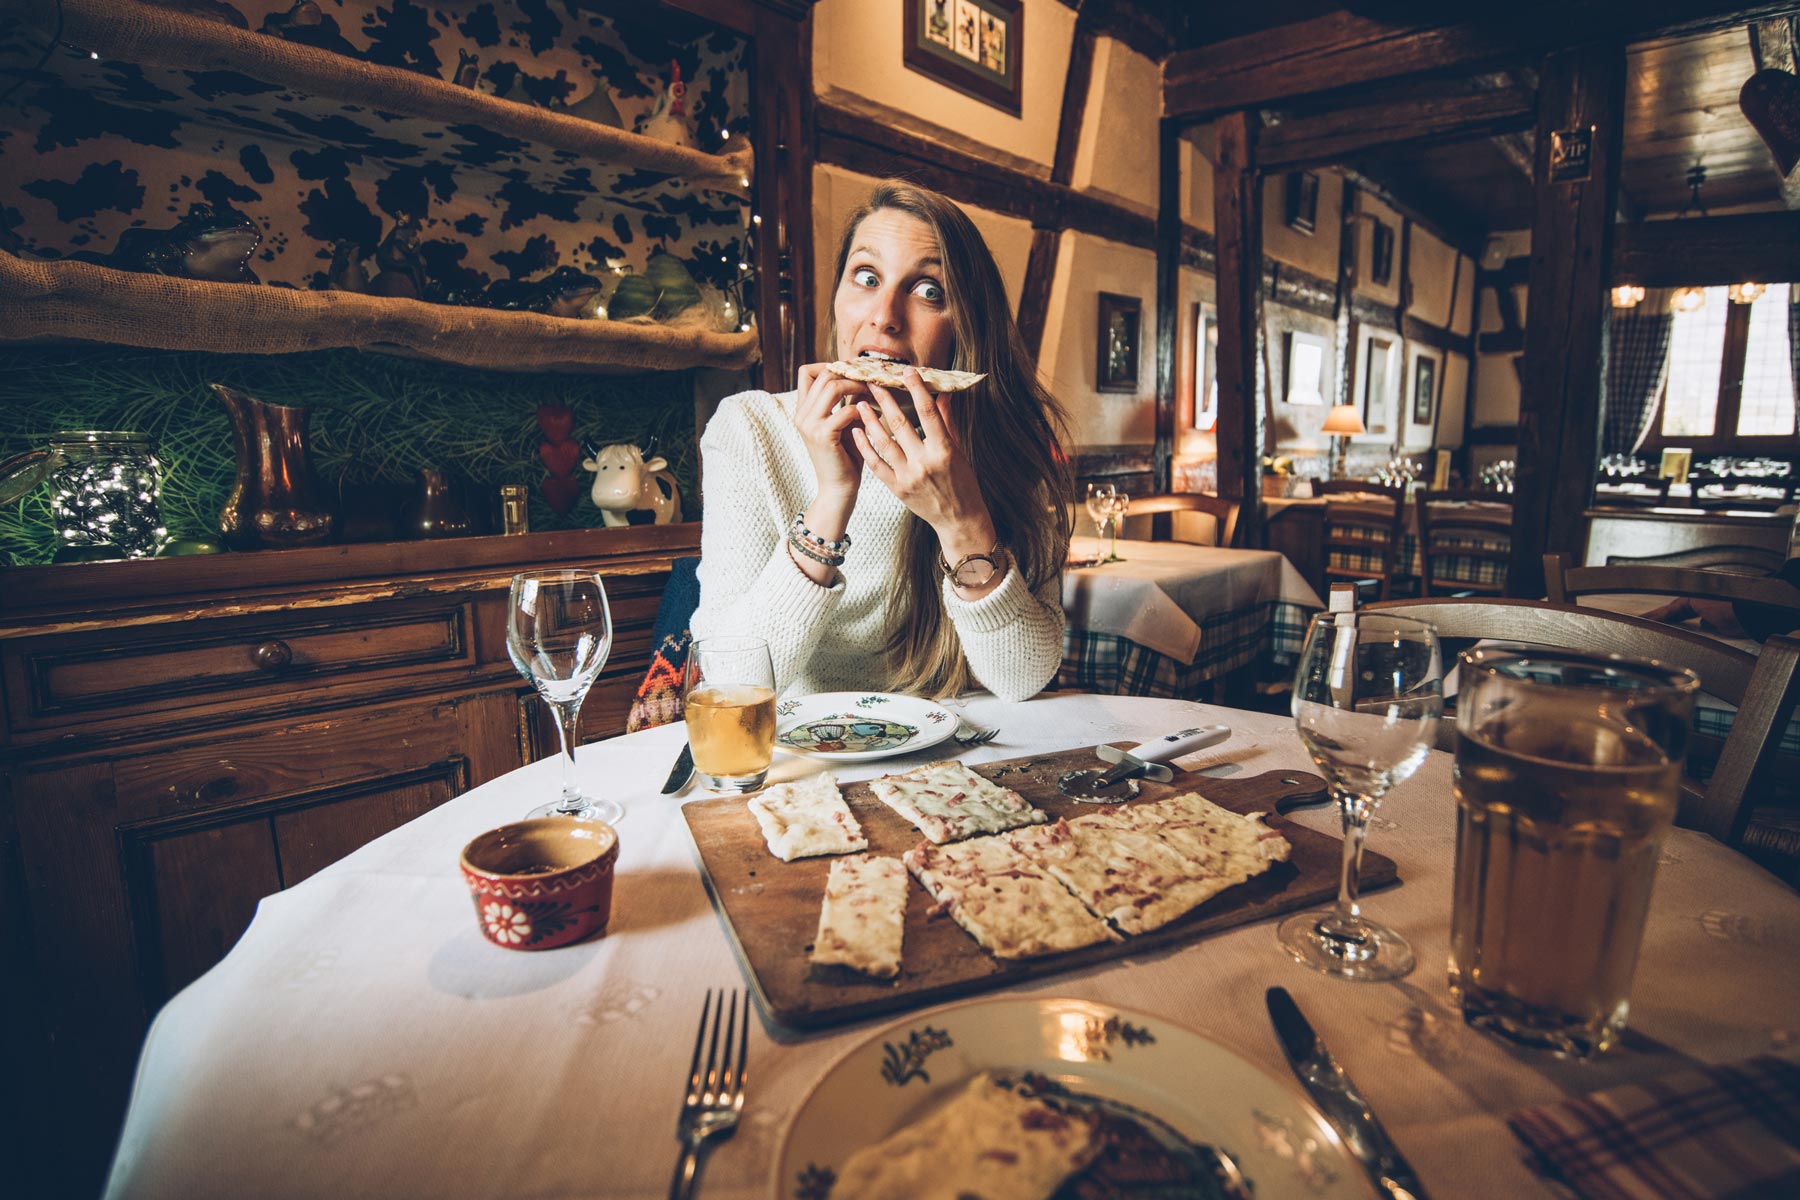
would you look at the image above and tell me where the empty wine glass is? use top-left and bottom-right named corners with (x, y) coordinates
top-left (1102, 490), bottom-right (1130, 562)
top-left (1084, 482), bottom-right (1117, 546)
top-left (1278, 610), bottom-right (1442, 981)
top-left (507, 569), bottom-right (621, 824)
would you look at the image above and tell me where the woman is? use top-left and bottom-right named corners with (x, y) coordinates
top-left (689, 181), bottom-right (1071, 701)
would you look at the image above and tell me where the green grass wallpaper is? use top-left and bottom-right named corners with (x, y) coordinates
top-left (0, 346), bottom-right (712, 566)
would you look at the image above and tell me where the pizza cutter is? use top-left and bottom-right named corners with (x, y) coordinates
top-left (1058, 725), bottom-right (1232, 802)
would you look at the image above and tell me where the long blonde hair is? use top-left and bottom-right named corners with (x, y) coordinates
top-left (827, 182), bottom-right (1073, 697)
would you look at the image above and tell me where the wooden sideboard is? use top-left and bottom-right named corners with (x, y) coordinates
top-left (1, 522), bottom-right (698, 1194)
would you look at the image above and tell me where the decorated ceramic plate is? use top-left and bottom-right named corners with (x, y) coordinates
top-left (772, 692), bottom-right (959, 762)
top-left (772, 995), bottom-right (1370, 1200)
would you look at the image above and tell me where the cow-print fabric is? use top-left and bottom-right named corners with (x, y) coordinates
top-left (0, 0), bottom-right (753, 315)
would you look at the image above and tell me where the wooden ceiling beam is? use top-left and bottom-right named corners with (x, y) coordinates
top-left (1614, 212), bottom-right (1800, 285)
top-left (1257, 86), bottom-right (1535, 174)
top-left (1164, 2), bottom-right (1800, 121)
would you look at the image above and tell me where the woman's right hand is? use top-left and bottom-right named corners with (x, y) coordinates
top-left (795, 363), bottom-right (871, 506)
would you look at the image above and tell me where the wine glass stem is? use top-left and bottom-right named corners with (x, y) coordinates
top-left (551, 697), bottom-right (585, 813)
top-left (1325, 786), bottom-right (1375, 938)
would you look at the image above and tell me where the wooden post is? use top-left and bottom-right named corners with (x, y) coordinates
top-left (1154, 118), bottom-right (1181, 494)
top-left (1213, 110), bottom-right (1266, 543)
top-left (1510, 42), bottom-right (1624, 597)
top-left (752, 4), bottom-right (814, 388)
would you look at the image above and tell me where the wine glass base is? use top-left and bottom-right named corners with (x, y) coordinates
top-left (528, 797), bottom-right (625, 825)
top-left (1277, 909), bottom-right (1415, 981)
top-left (696, 769), bottom-right (769, 794)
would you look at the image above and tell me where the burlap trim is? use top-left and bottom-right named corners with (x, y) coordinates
top-left (0, 250), bottom-right (762, 373)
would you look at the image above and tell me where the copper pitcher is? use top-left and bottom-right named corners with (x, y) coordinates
top-left (212, 384), bottom-right (335, 549)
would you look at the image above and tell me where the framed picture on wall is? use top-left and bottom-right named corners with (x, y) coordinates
top-left (1098, 292), bottom-right (1141, 393)
top-left (903, 0), bottom-right (1023, 116)
top-left (1410, 349), bottom-right (1440, 425)
top-left (1191, 302), bottom-right (1218, 430)
top-left (1283, 330), bottom-right (1328, 404)
top-left (1369, 219), bottom-right (1395, 286)
top-left (1360, 331), bottom-right (1397, 437)
top-left (1285, 172), bottom-right (1319, 234)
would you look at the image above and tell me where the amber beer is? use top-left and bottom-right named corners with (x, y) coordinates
top-left (685, 684), bottom-right (777, 781)
top-left (1448, 650), bottom-right (1696, 1058)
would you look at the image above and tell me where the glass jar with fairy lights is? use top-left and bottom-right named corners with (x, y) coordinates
top-left (44, 431), bottom-right (168, 560)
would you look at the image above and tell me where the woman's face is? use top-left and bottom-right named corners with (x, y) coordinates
top-left (833, 209), bottom-right (956, 371)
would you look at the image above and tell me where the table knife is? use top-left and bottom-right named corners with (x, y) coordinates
top-left (1266, 987), bottom-right (1432, 1200)
top-left (661, 743), bottom-right (695, 795)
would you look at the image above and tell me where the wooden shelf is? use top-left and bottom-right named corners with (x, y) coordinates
top-left (28, 0), bottom-right (753, 201)
top-left (0, 250), bottom-right (760, 373)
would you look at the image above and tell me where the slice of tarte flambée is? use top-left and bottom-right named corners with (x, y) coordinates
top-left (824, 358), bottom-right (986, 393)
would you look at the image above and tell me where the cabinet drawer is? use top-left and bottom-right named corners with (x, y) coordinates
top-left (4, 598), bottom-right (473, 730)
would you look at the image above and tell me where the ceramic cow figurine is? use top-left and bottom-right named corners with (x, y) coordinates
top-left (582, 443), bottom-right (681, 527)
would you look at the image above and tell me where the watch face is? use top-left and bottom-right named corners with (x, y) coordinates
top-left (952, 555), bottom-right (998, 588)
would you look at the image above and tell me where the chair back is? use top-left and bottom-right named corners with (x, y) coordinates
top-left (1125, 492), bottom-right (1240, 547)
top-left (1602, 544), bottom-right (1785, 575)
top-left (1315, 480), bottom-right (1407, 600)
top-left (1367, 597), bottom-right (1798, 848)
top-left (626, 555), bottom-right (701, 733)
top-left (1414, 488), bottom-right (1512, 596)
top-left (1543, 554), bottom-right (1800, 619)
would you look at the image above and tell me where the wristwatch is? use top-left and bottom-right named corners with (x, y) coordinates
top-left (940, 541), bottom-right (1006, 589)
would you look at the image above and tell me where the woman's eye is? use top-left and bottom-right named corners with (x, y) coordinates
top-left (913, 280), bottom-right (944, 303)
top-left (852, 267), bottom-right (879, 288)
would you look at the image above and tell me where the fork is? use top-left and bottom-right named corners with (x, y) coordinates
top-left (670, 988), bottom-right (748, 1200)
top-left (954, 723), bottom-right (1000, 748)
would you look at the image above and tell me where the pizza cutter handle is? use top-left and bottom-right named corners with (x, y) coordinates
top-left (1122, 724), bottom-right (1231, 765)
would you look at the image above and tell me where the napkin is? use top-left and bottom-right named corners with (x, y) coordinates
top-left (1507, 1055), bottom-right (1800, 1200)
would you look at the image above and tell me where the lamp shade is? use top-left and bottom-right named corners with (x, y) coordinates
top-left (1320, 405), bottom-right (1366, 436)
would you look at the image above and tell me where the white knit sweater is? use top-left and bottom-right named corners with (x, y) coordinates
top-left (689, 389), bottom-right (1066, 701)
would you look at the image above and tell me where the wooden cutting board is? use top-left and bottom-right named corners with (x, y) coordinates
top-left (682, 745), bottom-right (1398, 1029)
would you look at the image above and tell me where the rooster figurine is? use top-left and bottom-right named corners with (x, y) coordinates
top-left (636, 61), bottom-right (695, 149)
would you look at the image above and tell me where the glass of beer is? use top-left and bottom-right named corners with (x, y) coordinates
top-left (1449, 647), bottom-right (1699, 1058)
top-left (682, 637), bottom-right (777, 793)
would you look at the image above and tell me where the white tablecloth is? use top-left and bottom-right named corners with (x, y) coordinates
top-left (1062, 539), bottom-right (1323, 662)
top-left (105, 694), bottom-right (1800, 1200)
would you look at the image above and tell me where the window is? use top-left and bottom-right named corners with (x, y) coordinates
top-left (1648, 283), bottom-right (1797, 451)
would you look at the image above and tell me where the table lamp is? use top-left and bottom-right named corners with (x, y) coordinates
top-left (1320, 405), bottom-right (1366, 480)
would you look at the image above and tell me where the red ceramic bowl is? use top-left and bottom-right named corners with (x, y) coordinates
top-left (459, 817), bottom-right (619, 950)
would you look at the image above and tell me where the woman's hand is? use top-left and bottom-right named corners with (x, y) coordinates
top-left (852, 368), bottom-right (998, 567)
top-left (794, 363), bottom-right (872, 507)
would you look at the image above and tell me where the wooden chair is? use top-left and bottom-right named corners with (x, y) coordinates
top-left (1314, 480), bottom-right (1408, 600)
top-left (1367, 597), bottom-right (1800, 849)
top-left (1602, 544), bottom-right (1785, 575)
top-left (1543, 553), bottom-right (1800, 628)
top-left (1414, 488), bottom-right (1512, 597)
top-left (1125, 492), bottom-right (1240, 548)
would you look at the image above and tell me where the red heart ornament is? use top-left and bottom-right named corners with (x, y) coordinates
top-left (541, 474), bottom-right (583, 515)
top-left (535, 404), bottom-right (576, 444)
top-left (1740, 68), bottom-right (1800, 178)
top-left (539, 440), bottom-right (581, 476)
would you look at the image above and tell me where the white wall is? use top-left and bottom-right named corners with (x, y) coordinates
top-left (1040, 231), bottom-right (1160, 446)
top-left (1070, 38), bottom-right (1160, 216)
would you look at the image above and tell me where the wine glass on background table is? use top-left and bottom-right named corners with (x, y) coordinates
top-left (507, 569), bottom-right (621, 824)
top-left (683, 637), bottom-right (777, 793)
top-left (1085, 483), bottom-right (1119, 559)
top-left (1103, 489), bottom-right (1130, 562)
top-left (1278, 610), bottom-right (1442, 981)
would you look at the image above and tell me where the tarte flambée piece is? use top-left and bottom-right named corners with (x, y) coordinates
top-left (904, 835), bottom-right (1118, 960)
top-left (831, 1072), bottom-right (1103, 1200)
top-left (810, 853), bottom-right (908, 980)
top-left (744, 772), bottom-right (866, 862)
top-left (870, 760), bottom-right (1049, 845)
top-left (824, 359), bottom-right (986, 392)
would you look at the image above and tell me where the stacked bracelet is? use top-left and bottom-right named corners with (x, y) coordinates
top-left (787, 531), bottom-right (846, 568)
top-left (790, 513), bottom-right (851, 556)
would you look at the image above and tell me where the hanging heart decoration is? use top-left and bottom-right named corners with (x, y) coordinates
top-left (1740, 68), bottom-right (1800, 178)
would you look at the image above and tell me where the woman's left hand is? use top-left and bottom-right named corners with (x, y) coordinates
top-left (851, 368), bottom-right (996, 555)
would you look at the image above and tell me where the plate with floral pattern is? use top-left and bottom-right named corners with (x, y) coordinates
top-left (773, 995), bottom-right (1370, 1200)
top-left (772, 692), bottom-right (959, 762)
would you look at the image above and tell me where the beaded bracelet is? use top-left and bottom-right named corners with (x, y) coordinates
top-left (790, 512), bottom-right (851, 555)
top-left (787, 531), bottom-right (846, 568)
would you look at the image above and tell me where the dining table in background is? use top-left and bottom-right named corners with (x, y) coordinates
top-left (103, 692), bottom-right (1800, 1200)
top-left (1057, 537), bottom-right (1323, 698)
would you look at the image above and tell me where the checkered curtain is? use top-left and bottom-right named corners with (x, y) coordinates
top-left (1603, 302), bottom-right (1674, 456)
top-left (1790, 287), bottom-right (1800, 433)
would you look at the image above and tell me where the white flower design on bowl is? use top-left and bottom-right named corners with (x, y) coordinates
top-left (483, 901), bottom-right (533, 946)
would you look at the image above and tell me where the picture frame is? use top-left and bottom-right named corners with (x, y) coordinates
top-left (1431, 448), bottom-right (1453, 490)
top-left (1191, 302), bottom-right (1218, 430)
top-left (1369, 219), bottom-right (1395, 286)
top-left (903, 0), bottom-right (1023, 117)
top-left (1410, 348), bottom-right (1440, 426)
top-left (1282, 330), bottom-right (1328, 405)
top-left (1097, 292), bottom-right (1141, 393)
top-left (1359, 331), bottom-right (1397, 438)
top-left (1285, 172), bottom-right (1319, 234)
